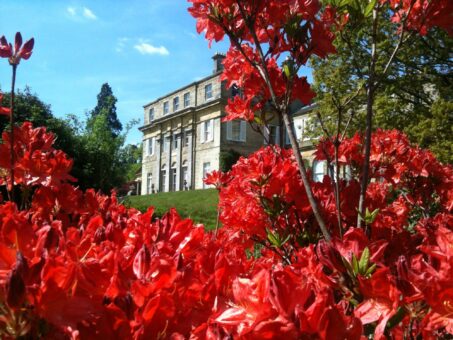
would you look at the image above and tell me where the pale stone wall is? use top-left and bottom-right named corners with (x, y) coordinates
top-left (193, 104), bottom-right (222, 189)
top-left (143, 85), bottom-right (198, 124)
top-left (196, 75), bottom-right (222, 106)
top-left (220, 120), bottom-right (265, 156)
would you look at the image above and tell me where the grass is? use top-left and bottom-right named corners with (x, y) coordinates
top-left (122, 189), bottom-right (219, 230)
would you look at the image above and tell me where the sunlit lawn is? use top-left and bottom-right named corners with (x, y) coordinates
top-left (123, 189), bottom-right (219, 230)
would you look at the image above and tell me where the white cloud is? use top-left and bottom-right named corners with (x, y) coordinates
top-left (83, 7), bottom-right (97, 20)
top-left (134, 42), bottom-right (169, 56)
top-left (67, 6), bottom-right (76, 16)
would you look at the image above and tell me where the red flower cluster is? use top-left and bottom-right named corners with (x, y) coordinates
top-left (212, 129), bottom-right (452, 338)
top-left (1, 0), bottom-right (452, 335)
top-left (387, 0), bottom-right (453, 35)
top-left (0, 126), bottom-right (452, 338)
top-left (0, 122), bottom-right (75, 188)
top-left (189, 0), bottom-right (335, 122)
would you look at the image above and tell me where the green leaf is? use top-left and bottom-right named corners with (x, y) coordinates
top-left (283, 64), bottom-right (292, 79)
top-left (364, 263), bottom-right (377, 277)
top-left (281, 234), bottom-right (291, 246)
top-left (359, 247), bottom-right (370, 274)
top-left (342, 256), bottom-right (355, 276)
top-left (352, 254), bottom-right (359, 275)
top-left (364, 0), bottom-right (377, 17)
top-left (266, 229), bottom-right (280, 247)
top-left (371, 208), bottom-right (380, 221)
top-left (339, 0), bottom-right (352, 7)
top-left (386, 307), bottom-right (407, 331)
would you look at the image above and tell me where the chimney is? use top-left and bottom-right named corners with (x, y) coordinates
top-left (212, 52), bottom-right (226, 73)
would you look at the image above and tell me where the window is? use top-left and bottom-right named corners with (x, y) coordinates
top-left (163, 101), bottom-right (169, 115)
top-left (147, 173), bottom-right (152, 194)
top-left (144, 138), bottom-right (155, 157)
top-left (200, 119), bottom-right (213, 143)
top-left (313, 160), bottom-right (325, 182)
top-left (148, 137), bottom-right (155, 156)
top-left (205, 83), bottom-right (213, 101)
top-left (173, 134), bottom-right (179, 150)
top-left (173, 97), bottom-right (179, 112)
top-left (202, 162), bottom-right (211, 189)
top-left (148, 108), bottom-right (154, 123)
top-left (295, 119), bottom-right (304, 141)
top-left (231, 84), bottom-right (241, 98)
top-left (171, 163), bottom-right (177, 191)
top-left (294, 116), bottom-right (312, 141)
top-left (284, 129), bottom-right (290, 146)
top-left (330, 164), bottom-right (353, 182)
top-left (183, 92), bottom-right (190, 107)
top-left (226, 120), bottom-right (246, 142)
top-left (161, 166), bottom-right (167, 192)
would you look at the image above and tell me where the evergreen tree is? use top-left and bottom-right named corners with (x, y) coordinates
top-left (91, 83), bottom-right (122, 137)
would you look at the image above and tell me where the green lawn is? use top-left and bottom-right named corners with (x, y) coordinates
top-left (122, 189), bottom-right (219, 230)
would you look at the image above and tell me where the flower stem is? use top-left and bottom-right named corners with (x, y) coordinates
top-left (9, 64), bottom-right (17, 202)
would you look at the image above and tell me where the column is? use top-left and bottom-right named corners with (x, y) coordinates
top-left (165, 134), bottom-right (171, 192)
top-left (187, 129), bottom-right (193, 189)
top-left (175, 132), bottom-right (182, 191)
top-left (155, 136), bottom-right (161, 193)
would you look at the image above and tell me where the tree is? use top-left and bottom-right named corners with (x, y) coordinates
top-left (119, 143), bottom-right (142, 183)
top-left (311, 19), bottom-right (453, 163)
top-left (0, 87), bottom-right (52, 132)
top-left (0, 88), bottom-right (95, 187)
top-left (81, 111), bottom-right (125, 193)
top-left (90, 83), bottom-right (122, 137)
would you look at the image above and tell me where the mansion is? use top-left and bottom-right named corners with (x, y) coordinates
top-left (139, 54), bottom-right (323, 195)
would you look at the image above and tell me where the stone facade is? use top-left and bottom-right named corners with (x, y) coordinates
top-left (139, 55), bottom-right (325, 195)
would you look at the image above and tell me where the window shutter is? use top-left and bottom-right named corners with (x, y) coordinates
top-left (275, 126), bottom-right (280, 146)
top-left (209, 119), bottom-right (214, 142)
top-left (264, 126), bottom-right (269, 145)
top-left (226, 121), bottom-right (232, 140)
top-left (200, 122), bottom-right (206, 143)
top-left (240, 121), bottom-right (246, 142)
top-left (144, 139), bottom-right (149, 156)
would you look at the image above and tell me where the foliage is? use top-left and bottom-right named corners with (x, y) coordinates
top-left (0, 1), bottom-right (452, 337)
top-left (76, 84), bottom-right (138, 192)
top-left (0, 121), bottom-right (452, 339)
top-left (311, 13), bottom-right (453, 163)
top-left (219, 148), bottom-right (241, 172)
top-left (90, 83), bottom-right (122, 137)
top-left (119, 143), bottom-right (143, 183)
top-left (0, 88), bottom-right (52, 132)
top-left (80, 112), bottom-right (126, 193)
top-left (124, 189), bottom-right (219, 229)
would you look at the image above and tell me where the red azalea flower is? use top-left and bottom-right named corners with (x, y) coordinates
top-left (0, 32), bottom-right (34, 65)
top-left (203, 169), bottom-right (230, 189)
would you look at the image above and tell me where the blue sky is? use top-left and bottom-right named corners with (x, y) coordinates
top-left (0, 1), bottom-right (311, 144)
